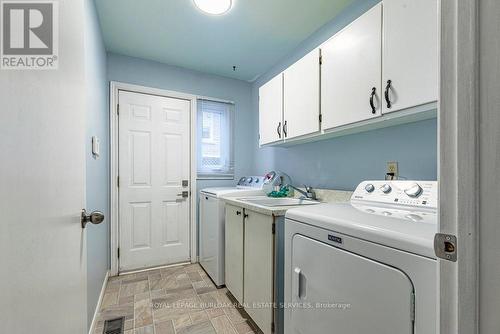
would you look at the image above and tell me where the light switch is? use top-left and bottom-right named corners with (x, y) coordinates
top-left (92, 136), bottom-right (100, 158)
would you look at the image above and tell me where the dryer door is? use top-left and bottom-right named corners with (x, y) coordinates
top-left (290, 234), bottom-right (414, 334)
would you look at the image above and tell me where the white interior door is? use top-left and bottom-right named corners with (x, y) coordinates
top-left (259, 73), bottom-right (284, 145)
top-left (118, 90), bottom-right (191, 272)
top-left (289, 235), bottom-right (414, 334)
top-left (321, 3), bottom-right (382, 130)
top-left (382, 0), bottom-right (438, 114)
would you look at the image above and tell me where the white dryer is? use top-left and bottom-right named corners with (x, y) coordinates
top-left (199, 176), bottom-right (265, 287)
top-left (284, 180), bottom-right (438, 334)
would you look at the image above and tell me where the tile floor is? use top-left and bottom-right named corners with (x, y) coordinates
top-left (94, 263), bottom-right (260, 334)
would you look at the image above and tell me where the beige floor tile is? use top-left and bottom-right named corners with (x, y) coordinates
top-left (101, 292), bottom-right (119, 309)
top-left (120, 279), bottom-right (149, 297)
top-left (134, 325), bottom-right (154, 334)
top-left (223, 307), bottom-right (247, 325)
top-left (125, 319), bottom-right (134, 330)
top-left (190, 310), bottom-right (209, 324)
top-left (175, 321), bottom-right (216, 334)
top-left (99, 303), bottom-right (134, 321)
top-left (187, 271), bottom-right (203, 282)
top-left (206, 307), bottom-right (225, 319)
top-left (232, 321), bottom-right (255, 334)
top-left (211, 315), bottom-right (237, 334)
top-left (151, 288), bottom-right (166, 300)
top-left (198, 291), bottom-right (220, 309)
top-left (154, 320), bottom-right (175, 334)
top-left (119, 294), bottom-right (135, 305)
top-left (105, 281), bottom-right (121, 293)
top-left (173, 314), bottom-right (192, 328)
top-left (134, 292), bottom-right (153, 327)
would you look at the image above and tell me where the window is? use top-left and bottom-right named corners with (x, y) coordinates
top-left (197, 99), bottom-right (234, 178)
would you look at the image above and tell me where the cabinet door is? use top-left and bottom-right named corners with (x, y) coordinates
top-left (382, 0), bottom-right (438, 113)
top-left (283, 49), bottom-right (321, 139)
top-left (225, 204), bottom-right (245, 304)
top-left (244, 210), bottom-right (274, 334)
top-left (259, 74), bottom-right (283, 145)
top-left (321, 3), bottom-right (382, 130)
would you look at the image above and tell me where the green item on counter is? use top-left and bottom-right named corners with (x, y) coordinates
top-left (267, 185), bottom-right (290, 198)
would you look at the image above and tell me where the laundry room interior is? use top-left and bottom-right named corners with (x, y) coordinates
top-left (2, 0), bottom-right (499, 334)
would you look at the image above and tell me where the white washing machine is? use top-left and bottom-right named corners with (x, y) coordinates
top-left (284, 180), bottom-right (438, 334)
top-left (199, 176), bottom-right (265, 287)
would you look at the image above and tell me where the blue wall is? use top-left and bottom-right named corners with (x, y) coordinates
top-left (252, 0), bottom-right (437, 190)
top-left (106, 53), bottom-right (255, 253)
top-left (85, 0), bottom-right (109, 328)
top-left (107, 53), bottom-right (255, 190)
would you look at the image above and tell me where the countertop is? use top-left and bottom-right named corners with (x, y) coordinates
top-left (221, 188), bottom-right (353, 216)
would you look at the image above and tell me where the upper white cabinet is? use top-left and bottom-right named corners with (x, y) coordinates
top-left (283, 49), bottom-right (321, 139)
top-left (382, 0), bottom-right (438, 113)
top-left (321, 3), bottom-right (382, 130)
top-left (259, 73), bottom-right (283, 146)
top-left (258, 0), bottom-right (439, 146)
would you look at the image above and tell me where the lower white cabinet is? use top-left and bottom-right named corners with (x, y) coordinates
top-left (224, 204), bottom-right (275, 334)
top-left (244, 209), bottom-right (274, 334)
top-left (225, 204), bottom-right (245, 304)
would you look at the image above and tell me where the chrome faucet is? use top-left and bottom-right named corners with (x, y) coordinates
top-left (286, 184), bottom-right (317, 201)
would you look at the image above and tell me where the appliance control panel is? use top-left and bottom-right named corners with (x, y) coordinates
top-left (237, 176), bottom-right (265, 188)
top-left (351, 180), bottom-right (438, 209)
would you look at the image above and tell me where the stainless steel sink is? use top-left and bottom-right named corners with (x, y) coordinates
top-left (239, 197), bottom-right (320, 207)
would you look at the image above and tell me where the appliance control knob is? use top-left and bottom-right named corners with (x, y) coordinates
top-left (381, 184), bottom-right (392, 194)
top-left (365, 184), bottom-right (375, 193)
top-left (404, 183), bottom-right (423, 198)
top-left (247, 177), bottom-right (253, 183)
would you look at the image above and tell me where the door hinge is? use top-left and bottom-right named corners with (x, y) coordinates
top-left (319, 55), bottom-right (323, 65)
top-left (117, 247), bottom-right (120, 259)
top-left (434, 233), bottom-right (457, 262)
top-left (117, 104), bottom-right (120, 115)
top-left (271, 322), bottom-right (275, 333)
top-left (410, 291), bottom-right (415, 322)
top-left (117, 176), bottom-right (120, 188)
top-left (272, 222), bottom-right (276, 234)
top-left (319, 114), bottom-right (322, 123)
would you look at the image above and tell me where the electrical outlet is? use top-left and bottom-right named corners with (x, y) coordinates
top-left (386, 161), bottom-right (398, 179)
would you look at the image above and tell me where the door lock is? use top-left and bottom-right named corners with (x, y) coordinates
top-left (177, 191), bottom-right (189, 198)
top-left (434, 233), bottom-right (457, 262)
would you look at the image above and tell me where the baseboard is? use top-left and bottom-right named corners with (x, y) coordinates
top-left (88, 270), bottom-right (109, 334)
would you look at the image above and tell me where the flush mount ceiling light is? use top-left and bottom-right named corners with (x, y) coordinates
top-left (193, 0), bottom-right (232, 15)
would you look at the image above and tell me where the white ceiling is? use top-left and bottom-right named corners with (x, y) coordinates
top-left (95, 0), bottom-right (354, 81)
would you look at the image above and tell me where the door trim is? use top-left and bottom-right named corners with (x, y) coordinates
top-left (109, 81), bottom-right (198, 276)
top-left (438, 0), bottom-right (479, 333)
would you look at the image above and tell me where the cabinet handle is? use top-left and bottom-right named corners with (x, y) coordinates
top-left (236, 211), bottom-right (241, 215)
top-left (244, 213), bottom-right (249, 219)
top-left (277, 122), bottom-right (282, 138)
top-left (369, 87), bottom-right (377, 114)
top-left (384, 80), bottom-right (392, 109)
top-left (283, 120), bottom-right (288, 138)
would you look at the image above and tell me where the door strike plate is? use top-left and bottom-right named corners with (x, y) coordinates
top-left (434, 233), bottom-right (457, 262)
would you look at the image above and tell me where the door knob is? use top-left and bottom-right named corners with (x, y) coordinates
top-left (81, 209), bottom-right (105, 228)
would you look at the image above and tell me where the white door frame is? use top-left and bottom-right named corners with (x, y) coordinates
top-left (438, 0), bottom-right (479, 333)
top-left (109, 81), bottom-right (199, 276)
